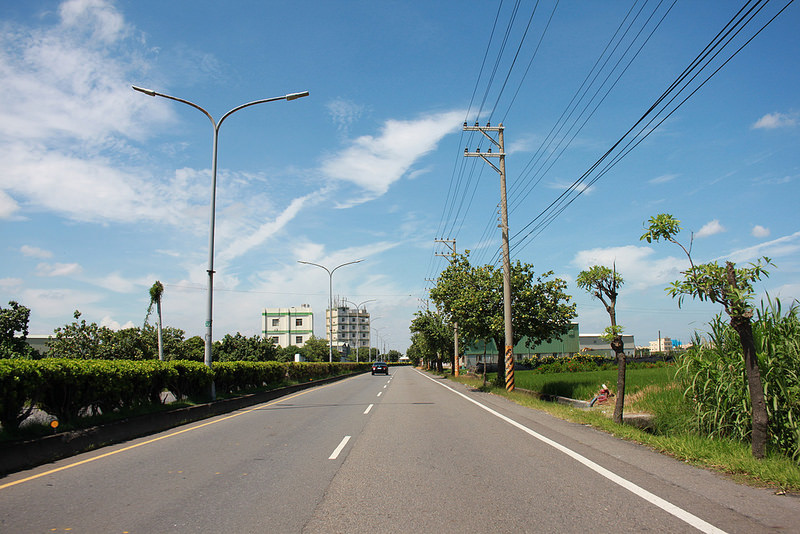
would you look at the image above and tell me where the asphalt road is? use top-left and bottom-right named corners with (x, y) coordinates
top-left (1, 366), bottom-right (798, 533)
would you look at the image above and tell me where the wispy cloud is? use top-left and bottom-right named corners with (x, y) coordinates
top-left (21, 245), bottom-right (53, 259)
top-left (648, 173), bottom-right (678, 185)
top-left (0, 190), bottom-right (20, 219)
top-left (546, 179), bottom-right (594, 194)
top-left (35, 262), bottom-right (83, 277)
top-left (752, 112), bottom-right (798, 130)
top-left (320, 110), bottom-right (464, 204)
top-left (327, 98), bottom-right (367, 134)
top-left (695, 219), bottom-right (726, 238)
top-left (726, 231), bottom-right (800, 264)
top-left (217, 192), bottom-right (319, 265)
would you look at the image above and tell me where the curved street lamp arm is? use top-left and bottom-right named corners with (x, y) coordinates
top-left (331, 259), bottom-right (365, 274)
top-left (219, 91), bottom-right (309, 129)
top-left (132, 86), bottom-right (215, 126)
top-left (296, 260), bottom-right (331, 275)
top-left (133, 86), bottom-right (309, 130)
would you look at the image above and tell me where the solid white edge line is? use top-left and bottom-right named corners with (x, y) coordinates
top-left (329, 436), bottom-right (351, 460)
top-left (364, 404), bottom-right (374, 414)
top-left (416, 370), bottom-right (727, 534)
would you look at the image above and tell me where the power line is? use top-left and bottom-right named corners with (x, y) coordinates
top-left (510, 0), bottom-right (793, 256)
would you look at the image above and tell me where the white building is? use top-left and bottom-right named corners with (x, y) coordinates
top-left (261, 305), bottom-right (314, 347)
top-left (649, 337), bottom-right (672, 352)
top-left (327, 297), bottom-right (371, 355)
top-left (579, 334), bottom-right (636, 358)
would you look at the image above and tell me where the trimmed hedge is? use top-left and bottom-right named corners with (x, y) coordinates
top-left (0, 359), bottom-right (369, 432)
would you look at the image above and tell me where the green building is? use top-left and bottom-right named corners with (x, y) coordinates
top-left (463, 323), bottom-right (580, 367)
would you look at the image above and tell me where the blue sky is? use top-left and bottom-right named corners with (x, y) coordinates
top-left (1, 0), bottom-right (798, 352)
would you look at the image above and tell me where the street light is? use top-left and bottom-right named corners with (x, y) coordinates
top-left (133, 85), bottom-right (309, 376)
top-left (297, 259), bottom-right (364, 362)
top-left (342, 299), bottom-right (375, 362)
top-left (368, 316), bottom-right (383, 362)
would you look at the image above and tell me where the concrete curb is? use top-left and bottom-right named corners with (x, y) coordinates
top-left (0, 372), bottom-right (360, 476)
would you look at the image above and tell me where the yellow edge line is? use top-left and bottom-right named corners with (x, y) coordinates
top-left (1, 382), bottom-right (334, 491)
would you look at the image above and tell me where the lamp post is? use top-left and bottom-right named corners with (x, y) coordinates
top-left (133, 85), bottom-right (309, 376)
top-left (342, 299), bottom-right (375, 362)
top-left (368, 316), bottom-right (383, 362)
top-left (297, 259), bottom-right (364, 362)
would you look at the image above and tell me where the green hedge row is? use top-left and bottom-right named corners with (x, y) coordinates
top-left (0, 359), bottom-right (369, 431)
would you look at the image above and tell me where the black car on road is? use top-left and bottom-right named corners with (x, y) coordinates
top-left (371, 362), bottom-right (389, 375)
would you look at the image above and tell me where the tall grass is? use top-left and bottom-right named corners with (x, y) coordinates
top-left (679, 298), bottom-right (800, 460)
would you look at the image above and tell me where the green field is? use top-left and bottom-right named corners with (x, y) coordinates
top-left (513, 366), bottom-right (678, 401)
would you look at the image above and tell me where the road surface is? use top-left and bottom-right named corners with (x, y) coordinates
top-left (1, 366), bottom-right (798, 533)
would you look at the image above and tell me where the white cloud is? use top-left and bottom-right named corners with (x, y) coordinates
top-left (0, 0), bottom-right (189, 227)
top-left (769, 282), bottom-right (800, 304)
top-left (752, 112), bottom-right (797, 130)
top-left (695, 219), bottom-right (726, 238)
top-left (320, 110), bottom-right (464, 202)
top-left (100, 316), bottom-right (136, 330)
top-left (59, 0), bottom-right (129, 44)
top-left (648, 173), bottom-right (678, 185)
top-left (21, 287), bottom-right (104, 321)
top-left (571, 245), bottom-right (688, 291)
top-left (21, 245), bottom-right (53, 259)
top-left (327, 98), bottom-right (366, 134)
top-left (0, 190), bottom-right (20, 219)
top-left (546, 179), bottom-right (594, 195)
top-left (0, 278), bottom-right (24, 291)
top-left (35, 262), bottom-right (83, 277)
top-left (217, 192), bottom-right (318, 265)
top-left (94, 272), bottom-right (157, 294)
top-left (726, 231), bottom-right (800, 264)
top-left (751, 225), bottom-right (770, 238)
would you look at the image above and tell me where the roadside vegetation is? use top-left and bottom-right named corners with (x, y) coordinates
top-left (0, 298), bottom-right (385, 443)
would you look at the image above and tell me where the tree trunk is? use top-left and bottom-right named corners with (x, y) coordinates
top-left (611, 336), bottom-right (626, 425)
top-left (731, 315), bottom-right (768, 458)
top-left (156, 299), bottom-right (164, 361)
top-left (724, 262), bottom-right (768, 458)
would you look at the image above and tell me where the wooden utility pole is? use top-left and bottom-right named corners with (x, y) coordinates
top-left (435, 238), bottom-right (460, 377)
top-left (463, 122), bottom-right (514, 391)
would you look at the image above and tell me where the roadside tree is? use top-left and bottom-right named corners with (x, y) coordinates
top-left (48, 311), bottom-right (114, 359)
top-left (1, 301), bottom-right (35, 359)
top-left (301, 336), bottom-right (330, 362)
top-left (214, 333), bottom-right (278, 362)
top-left (409, 310), bottom-right (453, 372)
top-left (430, 251), bottom-right (576, 383)
top-left (145, 281), bottom-right (165, 361)
top-left (641, 213), bottom-right (772, 458)
top-left (577, 265), bottom-right (627, 423)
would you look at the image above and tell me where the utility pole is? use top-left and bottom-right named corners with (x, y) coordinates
top-left (464, 121), bottom-right (514, 391)
top-left (435, 238), bottom-right (460, 377)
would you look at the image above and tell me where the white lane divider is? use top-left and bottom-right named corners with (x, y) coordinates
top-left (329, 436), bottom-right (351, 460)
top-left (364, 404), bottom-right (374, 414)
top-left (377, 391), bottom-right (382, 397)
top-left (417, 370), bottom-right (727, 534)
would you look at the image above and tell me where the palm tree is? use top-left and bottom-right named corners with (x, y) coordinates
top-left (146, 281), bottom-right (165, 361)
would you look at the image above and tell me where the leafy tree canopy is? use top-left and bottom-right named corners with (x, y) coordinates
top-left (430, 251), bottom-right (576, 351)
top-left (0, 301), bottom-right (35, 358)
